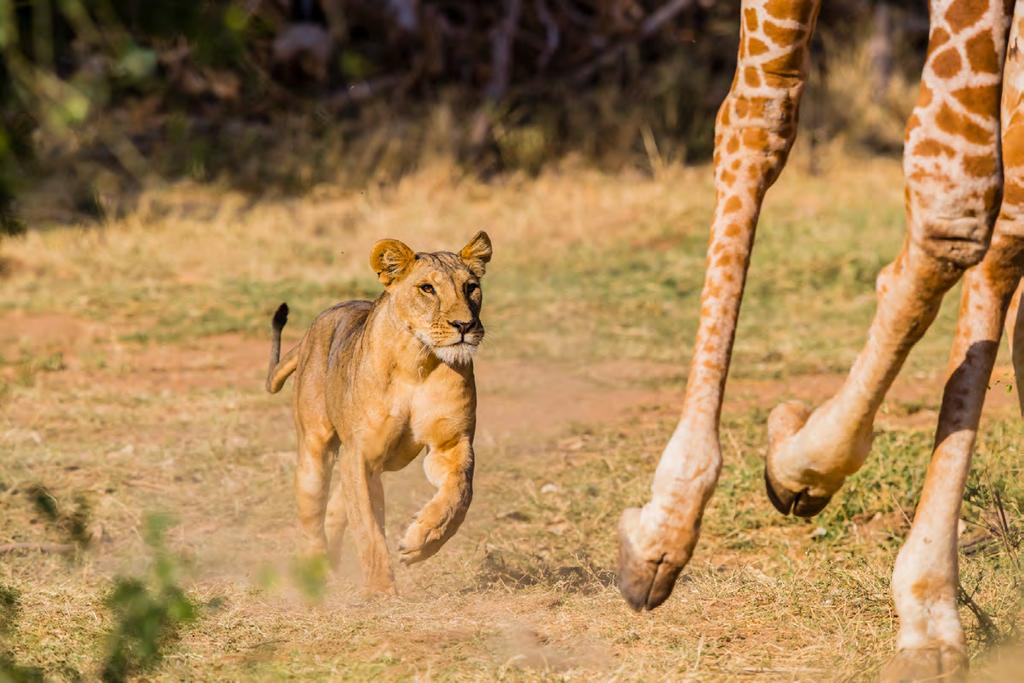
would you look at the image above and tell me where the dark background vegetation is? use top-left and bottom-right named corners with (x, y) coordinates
top-left (1, 0), bottom-right (929, 233)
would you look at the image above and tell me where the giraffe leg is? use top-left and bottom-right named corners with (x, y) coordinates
top-left (885, 11), bottom-right (1024, 679)
top-left (618, 0), bottom-right (822, 611)
top-left (884, 235), bottom-right (1024, 683)
top-left (764, 0), bottom-right (1011, 518)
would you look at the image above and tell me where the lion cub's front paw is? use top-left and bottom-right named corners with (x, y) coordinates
top-left (360, 579), bottom-right (398, 599)
top-left (398, 501), bottom-right (467, 565)
top-left (397, 519), bottom-right (446, 565)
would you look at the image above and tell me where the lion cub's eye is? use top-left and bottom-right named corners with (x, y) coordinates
top-left (419, 283), bottom-right (435, 295)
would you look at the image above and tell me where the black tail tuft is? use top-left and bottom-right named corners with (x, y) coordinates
top-left (272, 303), bottom-right (289, 331)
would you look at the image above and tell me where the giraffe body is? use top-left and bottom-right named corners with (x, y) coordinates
top-left (621, 1), bottom-right (1024, 678)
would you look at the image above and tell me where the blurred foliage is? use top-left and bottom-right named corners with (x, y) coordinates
top-left (0, 486), bottom-right (89, 680)
top-left (0, 519), bottom-right (47, 681)
top-left (26, 484), bottom-right (91, 550)
top-left (0, 1), bottom-right (928, 228)
top-left (0, 492), bottom-right (196, 681)
top-left (0, 654), bottom-right (44, 683)
top-left (100, 514), bottom-right (197, 683)
top-left (289, 553), bottom-right (329, 603)
top-left (0, 586), bottom-right (19, 636)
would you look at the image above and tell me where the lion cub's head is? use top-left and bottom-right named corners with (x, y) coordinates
top-left (370, 231), bottom-right (492, 366)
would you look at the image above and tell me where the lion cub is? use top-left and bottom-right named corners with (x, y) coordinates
top-left (265, 232), bottom-right (492, 594)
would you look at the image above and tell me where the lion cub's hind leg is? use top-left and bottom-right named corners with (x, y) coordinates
top-left (292, 360), bottom-right (338, 559)
top-left (294, 425), bottom-right (338, 558)
top-left (323, 467), bottom-right (348, 569)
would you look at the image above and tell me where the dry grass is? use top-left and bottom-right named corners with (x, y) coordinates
top-left (1, 144), bottom-right (1023, 681)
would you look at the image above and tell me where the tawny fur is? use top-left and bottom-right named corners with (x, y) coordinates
top-left (266, 232), bottom-right (492, 594)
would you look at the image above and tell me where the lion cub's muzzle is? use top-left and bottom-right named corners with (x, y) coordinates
top-left (441, 318), bottom-right (484, 346)
top-left (432, 320), bottom-right (484, 365)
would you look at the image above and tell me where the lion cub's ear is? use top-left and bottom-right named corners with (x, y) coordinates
top-left (459, 231), bottom-right (492, 277)
top-left (370, 239), bottom-right (416, 286)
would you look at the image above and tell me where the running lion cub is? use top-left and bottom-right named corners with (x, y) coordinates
top-left (265, 232), bottom-right (492, 594)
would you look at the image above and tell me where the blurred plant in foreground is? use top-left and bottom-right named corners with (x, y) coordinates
top-left (290, 553), bottom-right (329, 604)
top-left (100, 514), bottom-right (197, 683)
top-left (0, 584), bottom-right (43, 682)
top-left (26, 484), bottom-right (91, 551)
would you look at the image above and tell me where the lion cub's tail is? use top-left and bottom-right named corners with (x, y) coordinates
top-left (266, 303), bottom-right (299, 393)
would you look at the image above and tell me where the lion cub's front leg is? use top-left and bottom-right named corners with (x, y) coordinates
top-left (398, 437), bottom-right (474, 565)
top-left (337, 449), bottom-right (396, 595)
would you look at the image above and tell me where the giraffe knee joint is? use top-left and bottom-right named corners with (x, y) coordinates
top-left (875, 261), bottom-right (897, 298)
top-left (715, 91), bottom-right (799, 166)
top-left (914, 215), bottom-right (992, 269)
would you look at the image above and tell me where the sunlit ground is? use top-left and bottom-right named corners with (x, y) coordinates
top-left (2, 143), bottom-right (1022, 680)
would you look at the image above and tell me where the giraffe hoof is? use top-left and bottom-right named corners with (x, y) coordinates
top-left (617, 507), bottom-right (685, 611)
top-left (880, 647), bottom-right (966, 683)
top-left (764, 467), bottom-right (832, 518)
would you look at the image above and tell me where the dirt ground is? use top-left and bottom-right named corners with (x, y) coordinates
top-left (2, 153), bottom-right (1023, 680)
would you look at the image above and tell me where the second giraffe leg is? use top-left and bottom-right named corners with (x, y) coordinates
top-left (882, 223), bottom-right (1024, 683)
top-left (618, 0), bottom-right (822, 611)
top-left (884, 8), bottom-right (1024, 677)
top-left (764, 0), bottom-right (1010, 516)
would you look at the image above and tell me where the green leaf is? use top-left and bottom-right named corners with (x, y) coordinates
top-left (224, 5), bottom-right (248, 33)
top-left (116, 47), bottom-right (157, 82)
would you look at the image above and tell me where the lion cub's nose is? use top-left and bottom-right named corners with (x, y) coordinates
top-left (449, 320), bottom-right (473, 336)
